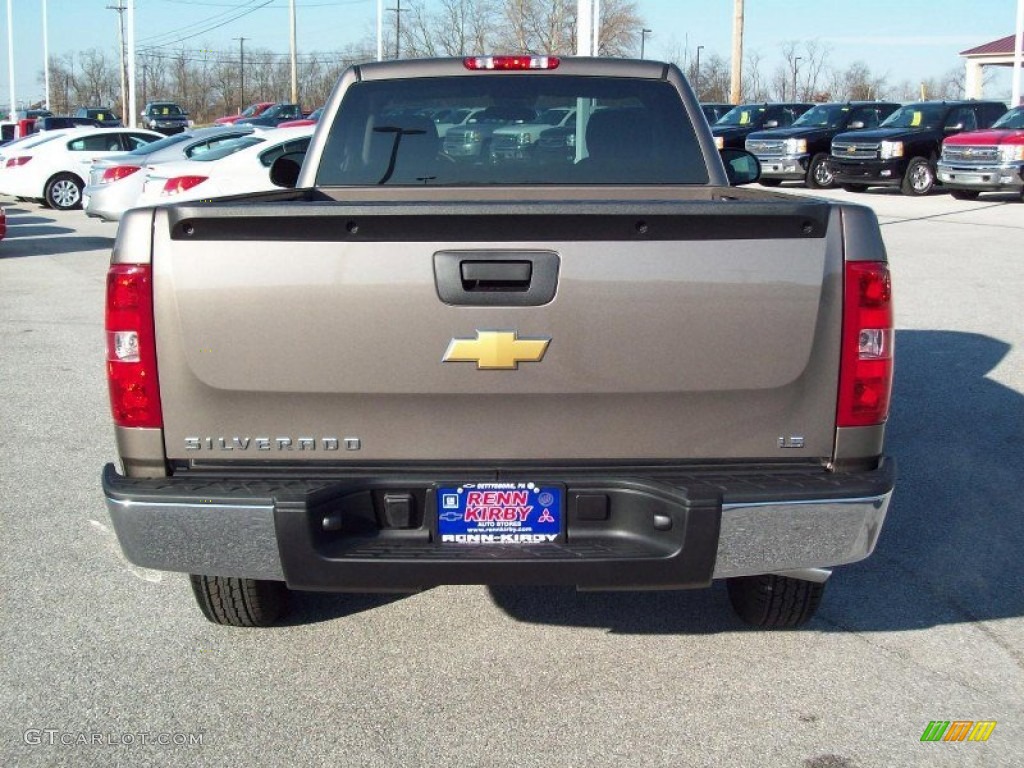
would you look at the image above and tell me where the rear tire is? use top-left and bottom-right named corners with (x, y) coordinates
top-left (189, 575), bottom-right (288, 627)
top-left (758, 178), bottom-right (783, 187)
top-left (949, 190), bottom-right (980, 200)
top-left (900, 157), bottom-right (935, 196)
top-left (806, 153), bottom-right (835, 189)
top-left (727, 574), bottom-right (825, 628)
top-left (44, 173), bottom-right (84, 210)
top-left (841, 183), bottom-right (867, 193)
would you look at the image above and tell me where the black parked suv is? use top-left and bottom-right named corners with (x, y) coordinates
top-left (745, 102), bottom-right (900, 188)
top-left (141, 101), bottom-right (190, 134)
top-left (830, 100), bottom-right (1008, 196)
top-left (711, 102), bottom-right (814, 149)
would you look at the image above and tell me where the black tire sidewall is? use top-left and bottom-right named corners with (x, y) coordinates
top-left (45, 174), bottom-right (83, 211)
top-left (807, 153), bottom-right (834, 189)
top-left (902, 158), bottom-right (934, 196)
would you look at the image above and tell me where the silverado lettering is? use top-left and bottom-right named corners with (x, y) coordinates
top-left (102, 55), bottom-right (895, 629)
top-left (183, 437), bottom-right (342, 451)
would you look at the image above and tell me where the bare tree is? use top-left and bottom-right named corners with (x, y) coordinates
top-left (76, 49), bottom-right (118, 107)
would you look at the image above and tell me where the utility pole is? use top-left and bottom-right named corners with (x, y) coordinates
top-left (387, 0), bottom-right (405, 59)
top-left (107, 4), bottom-right (128, 125)
top-left (289, 0), bottom-right (298, 105)
top-left (234, 37), bottom-right (247, 112)
top-left (730, 0), bottom-right (744, 104)
top-left (695, 45), bottom-right (703, 98)
top-left (141, 62), bottom-right (148, 109)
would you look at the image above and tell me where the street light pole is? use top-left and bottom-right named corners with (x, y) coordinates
top-left (792, 56), bottom-right (802, 101)
top-left (42, 0), bottom-right (50, 111)
top-left (107, 4), bottom-right (128, 126)
top-left (640, 28), bottom-right (651, 59)
top-left (695, 44), bottom-right (703, 98)
top-left (289, 0), bottom-right (298, 105)
top-left (127, 0), bottom-right (136, 127)
top-left (7, 0), bottom-right (15, 121)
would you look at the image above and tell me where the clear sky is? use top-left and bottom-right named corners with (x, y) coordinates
top-left (2, 0), bottom-right (1020, 108)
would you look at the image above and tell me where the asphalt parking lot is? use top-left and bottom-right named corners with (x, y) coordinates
top-left (1, 186), bottom-right (1022, 767)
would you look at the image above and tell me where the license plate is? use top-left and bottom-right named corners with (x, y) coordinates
top-left (436, 483), bottom-right (563, 544)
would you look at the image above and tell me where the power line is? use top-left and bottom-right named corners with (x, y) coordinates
top-left (138, 0), bottom-right (264, 45)
top-left (138, 0), bottom-right (275, 50)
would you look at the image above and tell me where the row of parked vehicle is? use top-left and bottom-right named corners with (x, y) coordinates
top-left (0, 100), bottom-right (325, 219)
top-left (0, 95), bottom-right (1019, 221)
top-left (709, 99), bottom-right (1023, 200)
top-left (0, 122), bottom-right (314, 215)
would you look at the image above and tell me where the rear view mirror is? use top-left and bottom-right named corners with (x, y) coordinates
top-left (720, 148), bottom-right (760, 185)
top-left (270, 152), bottom-right (305, 188)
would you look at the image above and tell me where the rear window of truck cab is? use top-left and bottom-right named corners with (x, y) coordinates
top-left (315, 75), bottom-right (709, 186)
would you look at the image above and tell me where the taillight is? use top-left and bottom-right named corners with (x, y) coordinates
top-left (100, 165), bottom-right (141, 183)
top-left (106, 264), bottom-right (162, 429)
top-left (161, 175), bottom-right (207, 195)
top-left (837, 261), bottom-right (893, 427)
top-left (463, 55), bottom-right (560, 70)
top-left (6, 155), bottom-right (31, 167)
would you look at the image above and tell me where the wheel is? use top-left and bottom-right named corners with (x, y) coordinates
top-left (44, 173), bottom-right (84, 210)
top-left (949, 190), bottom-right (979, 201)
top-left (189, 575), bottom-right (288, 627)
top-left (727, 574), bottom-right (825, 628)
top-left (807, 153), bottom-right (835, 189)
top-left (758, 178), bottom-right (783, 187)
top-left (900, 157), bottom-right (935, 196)
top-left (841, 184), bottom-right (867, 193)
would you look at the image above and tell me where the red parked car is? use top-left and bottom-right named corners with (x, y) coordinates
top-left (0, 205), bottom-right (6, 241)
top-left (214, 102), bottom-right (275, 126)
top-left (938, 105), bottom-right (1024, 201)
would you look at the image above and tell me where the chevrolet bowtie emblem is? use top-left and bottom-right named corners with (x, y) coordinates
top-left (443, 330), bottom-right (550, 370)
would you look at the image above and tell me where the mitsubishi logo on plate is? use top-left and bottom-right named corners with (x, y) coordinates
top-left (443, 330), bottom-right (550, 370)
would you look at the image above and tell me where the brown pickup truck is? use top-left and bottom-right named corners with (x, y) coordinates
top-left (102, 56), bottom-right (895, 628)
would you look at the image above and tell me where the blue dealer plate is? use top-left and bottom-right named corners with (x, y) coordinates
top-left (436, 483), bottom-right (563, 544)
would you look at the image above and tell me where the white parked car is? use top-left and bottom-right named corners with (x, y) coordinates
top-left (0, 127), bottom-right (162, 210)
top-left (83, 125), bottom-right (256, 222)
top-left (136, 125), bottom-right (313, 206)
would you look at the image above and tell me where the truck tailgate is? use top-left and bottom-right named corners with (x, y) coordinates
top-left (151, 199), bottom-right (843, 463)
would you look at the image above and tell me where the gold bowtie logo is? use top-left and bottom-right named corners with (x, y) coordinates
top-left (443, 330), bottom-right (550, 370)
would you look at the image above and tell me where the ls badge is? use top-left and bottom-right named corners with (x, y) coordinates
top-left (443, 330), bottom-right (550, 370)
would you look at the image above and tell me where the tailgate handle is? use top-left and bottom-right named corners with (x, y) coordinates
top-left (460, 260), bottom-right (532, 291)
top-left (434, 251), bottom-right (559, 306)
